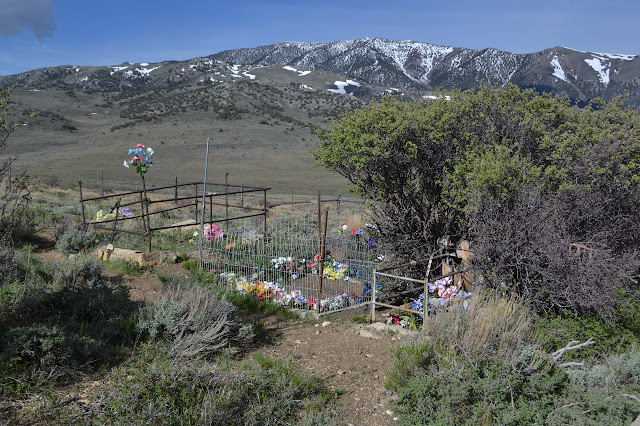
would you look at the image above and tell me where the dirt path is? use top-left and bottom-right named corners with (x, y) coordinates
top-left (256, 317), bottom-right (406, 425)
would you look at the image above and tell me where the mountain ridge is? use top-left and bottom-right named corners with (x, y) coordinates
top-left (1, 37), bottom-right (640, 108)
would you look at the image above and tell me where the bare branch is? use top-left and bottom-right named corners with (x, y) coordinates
top-left (552, 338), bottom-right (595, 363)
top-left (621, 394), bottom-right (640, 404)
top-left (559, 362), bottom-right (585, 368)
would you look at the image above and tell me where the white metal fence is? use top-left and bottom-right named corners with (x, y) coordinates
top-left (200, 212), bottom-right (380, 315)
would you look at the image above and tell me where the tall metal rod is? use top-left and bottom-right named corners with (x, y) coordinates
top-left (225, 172), bottom-right (229, 229)
top-left (316, 208), bottom-right (328, 320)
top-left (263, 189), bottom-right (267, 235)
top-left (141, 175), bottom-right (151, 252)
top-left (138, 190), bottom-right (147, 240)
top-left (209, 194), bottom-right (213, 228)
top-left (316, 190), bottom-right (323, 319)
top-left (174, 176), bottom-right (178, 204)
top-left (371, 269), bottom-right (377, 322)
top-left (194, 183), bottom-right (198, 224)
top-left (422, 254), bottom-right (434, 331)
top-left (198, 137), bottom-right (211, 266)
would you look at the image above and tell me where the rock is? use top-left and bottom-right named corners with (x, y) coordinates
top-left (315, 330), bottom-right (320, 335)
top-left (322, 321), bottom-right (331, 327)
top-left (95, 247), bottom-right (177, 266)
top-left (369, 322), bottom-right (419, 336)
top-left (358, 330), bottom-right (379, 339)
top-left (337, 370), bottom-right (345, 375)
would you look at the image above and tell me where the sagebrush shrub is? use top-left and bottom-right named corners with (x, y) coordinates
top-left (422, 292), bottom-right (533, 359)
top-left (138, 283), bottom-right (236, 358)
top-left (90, 348), bottom-right (335, 425)
top-left (55, 228), bottom-right (96, 253)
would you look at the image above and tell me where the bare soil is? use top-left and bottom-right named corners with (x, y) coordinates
top-left (256, 317), bottom-right (404, 425)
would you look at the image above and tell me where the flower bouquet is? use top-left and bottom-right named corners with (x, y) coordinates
top-left (124, 144), bottom-right (154, 177)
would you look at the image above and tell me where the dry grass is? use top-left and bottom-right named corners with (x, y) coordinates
top-left (422, 292), bottom-right (533, 358)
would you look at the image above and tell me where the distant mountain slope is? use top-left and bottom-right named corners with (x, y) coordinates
top-left (213, 38), bottom-right (640, 106)
top-left (1, 37), bottom-right (639, 107)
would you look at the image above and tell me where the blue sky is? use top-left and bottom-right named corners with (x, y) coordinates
top-left (1, 0), bottom-right (639, 76)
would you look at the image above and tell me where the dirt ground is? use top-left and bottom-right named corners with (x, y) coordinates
top-left (31, 232), bottom-right (410, 425)
top-left (255, 316), bottom-right (407, 425)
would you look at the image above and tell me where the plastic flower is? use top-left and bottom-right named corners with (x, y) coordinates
top-left (366, 237), bottom-right (376, 249)
top-left (118, 207), bottom-right (134, 218)
top-left (203, 224), bottom-right (224, 241)
top-left (124, 144), bottom-right (154, 177)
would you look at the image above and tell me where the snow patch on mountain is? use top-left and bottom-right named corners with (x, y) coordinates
top-left (550, 56), bottom-right (567, 81)
top-left (585, 55), bottom-right (610, 85)
top-left (283, 65), bottom-right (311, 76)
top-left (592, 52), bottom-right (636, 61)
top-left (328, 80), bottom-right (360, 94)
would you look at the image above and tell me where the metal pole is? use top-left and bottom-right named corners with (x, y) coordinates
top-left (263, 189), bottom-right (267, 235)
top-left (422, 254), bottom-right (434, 332)
top-left (225, 172), bottom-right (229, 229)
top-left (174, 176), bottom-right (178, 204)
top-left (100, 169), bottom-right (104, 196)
top-left (316, 190), bottom-right (323, 319)
top-left (371, 270), bottom-right (377, 323)
top-left (198, 137), bottom-right (211, 266)
top-left (78, 181), bottom-right (86, 228)
top-left (194, 183), bottom-right (198, 223)
top-left (141, 175), bottom-right (151, 252)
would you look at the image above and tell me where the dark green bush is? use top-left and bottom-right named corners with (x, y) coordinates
top-left (534, 311), bottom-right (639, 361)
top-left (55, 228), bottom-right (96, 253)
top-left (316, 85), bottom-right (640, 320)
top-left (0, 257), bottom-right (139, 396)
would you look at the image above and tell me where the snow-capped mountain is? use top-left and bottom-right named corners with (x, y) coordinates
top-left (213, 38), bottom-right (640, 105)
top-left (1, 38), bottom-right (639, 107)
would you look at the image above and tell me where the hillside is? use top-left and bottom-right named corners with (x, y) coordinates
top-left (2, 37), bottom-right (640, 195)
top-left (2, 75), bottom-right (366, 195)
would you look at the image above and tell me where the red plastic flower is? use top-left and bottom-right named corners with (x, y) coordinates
top-left (136, 143), bottom-right (145, 148)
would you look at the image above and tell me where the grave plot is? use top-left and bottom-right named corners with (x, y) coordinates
top-left (200, 212), bottom-right (381, 316)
